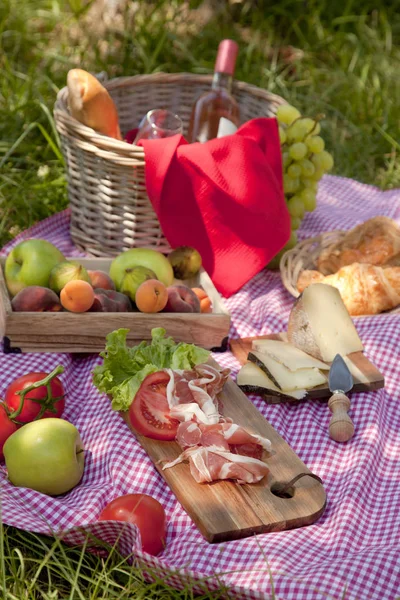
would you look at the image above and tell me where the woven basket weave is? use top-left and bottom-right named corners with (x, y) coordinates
top-left (54, 72), bottom-right (286, 257)
top-left (279, 230), bottom-right (346, 298)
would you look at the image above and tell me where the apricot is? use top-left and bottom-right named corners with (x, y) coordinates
top-left (87, 270), bottom-right (115, 291)
top-left (191, 287), bottom-right (212, 313)
top-left (135, 279), bottom-right (168, 313)
top-left (163, 285), bottom-right (201, 313)
top-left (89, 289), bottom-right (132, 312)
top-left (11, 286), bottom-right (62, 312)
top-left (60, 280), bottom-right (95, 313)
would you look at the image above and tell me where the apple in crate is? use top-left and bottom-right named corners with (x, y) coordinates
top-left (3, 418), bottom-right (85, 496)
top-left (5, 239), bottom-right (65, 297)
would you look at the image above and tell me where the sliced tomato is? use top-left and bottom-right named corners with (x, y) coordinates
top-left (98, 493), bottom-right (167, 555)
top-left (129, 371), bottom-right (179, 441)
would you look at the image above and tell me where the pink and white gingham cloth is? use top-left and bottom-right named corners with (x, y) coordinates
top-left (1, 175), bottom-right (399, 600)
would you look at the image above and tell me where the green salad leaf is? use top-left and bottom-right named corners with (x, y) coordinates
top-left (92, 327), bottom-right (210, 411)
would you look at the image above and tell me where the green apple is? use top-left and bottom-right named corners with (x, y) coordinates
top-left (5, 239), bottom-right (65, 297)
top-left (109, 248), bottom-right (174, 290)
top-left (4, 418), bottom-right (85, 496)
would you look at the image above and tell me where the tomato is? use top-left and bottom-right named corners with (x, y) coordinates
top-left (4, 366), bottom-right (65, 424)
top-left (129, 371), bottom-right (179, 441)
top-left (98, 493), bottom-right (167, 555)
top-left (0, 403), bottom-right (18, 460)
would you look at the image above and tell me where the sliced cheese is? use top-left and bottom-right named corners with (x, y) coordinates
top-left (248, 350), bottom-right (327, 392)
top-left (251, 339), bottom-right (330, 371)
top-left (287, 283), bottom-right (363, 362)
top-left (237, 361), bottom-right (307, 400)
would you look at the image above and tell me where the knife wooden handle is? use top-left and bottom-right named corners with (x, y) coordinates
top-left (328, 392), bottom-right (354, 442)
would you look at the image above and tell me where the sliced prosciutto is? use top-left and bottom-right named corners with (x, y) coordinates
top-left (165, 364), bottom-right (230, 424)
top-left (176, 421), bottom-right (272, 456)
top-left (162, 445), bottom-right (270, 484)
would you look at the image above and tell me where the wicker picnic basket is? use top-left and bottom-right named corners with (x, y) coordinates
top-left (54, 72), bottom-right (286, 257)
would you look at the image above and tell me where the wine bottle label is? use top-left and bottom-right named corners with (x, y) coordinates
top-left (217, 117), bottom-right (238, 138)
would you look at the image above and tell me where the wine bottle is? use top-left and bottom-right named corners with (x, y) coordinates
top-left (188, 39), bottom-right (240, 143)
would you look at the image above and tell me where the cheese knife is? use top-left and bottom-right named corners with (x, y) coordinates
top-left (328, 354), bottom-right (355, 442)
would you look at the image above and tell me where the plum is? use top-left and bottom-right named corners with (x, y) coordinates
top-left (162, 285), bottom-right (201, 313)
top-left (88, 289), bottom-right (132, 312)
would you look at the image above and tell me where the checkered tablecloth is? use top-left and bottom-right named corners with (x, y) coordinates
top-left (1, 175), bottom-right (399, 599)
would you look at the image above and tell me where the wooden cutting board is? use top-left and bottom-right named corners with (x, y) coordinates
top-left (120, 358), bottom-right (326, 544)
top-left (230, 333), bottom-right (385, 404)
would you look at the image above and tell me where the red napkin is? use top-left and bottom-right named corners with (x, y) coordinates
top-left (139, 118), bottom-right (290, 297)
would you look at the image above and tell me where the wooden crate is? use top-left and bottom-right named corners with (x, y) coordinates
top-left (0, 258), bottom-right (231, 353)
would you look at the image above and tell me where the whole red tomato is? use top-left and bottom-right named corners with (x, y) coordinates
top-left (0, 403), bottom-right (18, 460)
top-left (4, 365), bottom-right (65, 424)
top-left (129, 371), bottom-right (179, 441)
top-left (98, 493), bottom-right (167, 556)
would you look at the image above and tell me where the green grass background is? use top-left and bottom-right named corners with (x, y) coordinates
top-left (1, 0), bottom-right (400, 597)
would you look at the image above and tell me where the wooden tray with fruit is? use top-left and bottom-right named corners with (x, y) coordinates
top-left (0, 241), bottom-right (230, 353)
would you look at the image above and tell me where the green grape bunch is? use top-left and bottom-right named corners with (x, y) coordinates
top-left (268, 103), bottom-right (334, 268)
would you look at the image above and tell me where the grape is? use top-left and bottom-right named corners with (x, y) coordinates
top-left (283, 174), bottom-right (300, 194)
top-left (282, 151), bottom-right (291, 168)
top-left (287, 195), bottom-right (305, 219)
top-left (312, 168), bottom-right (325, 181)
top-left (287, 164), bottom-right (302, 178)
top-left (276, 104), bottom-right (301, 125)
top-left (300, 188), bottom-right (317, 212)
top-left (298, 159), bottom-right (315, 177)
top-left (287, 118), bottom-right (316, 143)
top-left (279, 126), bottom-right (287, 144)
top-left (310, 122), bottom-right (321, 135)
top-left (287, 230), bottom-right (298, 249)
top-left (289, 142), bottom-right (307, 161)
top-left (301, 178), bottom-right (318, 192)
top-left (306, 135), bottom-right (325, 153)
top-left (290, 216), bottom-right (302, 230)
top-left (312, 150), bottom-right (334, 172)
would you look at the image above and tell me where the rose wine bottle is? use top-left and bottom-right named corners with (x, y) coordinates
top-left (188, 39), bottom-right (240, 143)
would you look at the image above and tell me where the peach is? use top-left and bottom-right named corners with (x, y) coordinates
top-left (11, 286), bottom-right (62, 312)
top-left (191, 287), bottom-right (212, 313)
top-left (87, 270), bottom-right (115, 291)
top-left (60, 280), bottom-right (95, 313)
top-left (89, 289), bottom-right (132, 312)
top-left (135, 279), bottom-right (168, 313)
top-left (163, 285), bottom-right (201, 313)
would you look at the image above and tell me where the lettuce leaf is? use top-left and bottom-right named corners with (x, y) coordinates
top-left (92, 327), bottom-right (210, 411)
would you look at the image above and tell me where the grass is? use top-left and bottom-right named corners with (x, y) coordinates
top-left (1, 0), bottom-right (400, 597)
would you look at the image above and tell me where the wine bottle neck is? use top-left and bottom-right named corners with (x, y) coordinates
top-left (212, 72), bottom-right (233, 92)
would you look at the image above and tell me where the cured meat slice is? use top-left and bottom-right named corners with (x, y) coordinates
top-left (162, 445), bottom-right (269, 484)
top-left (165, 364), bottom-right (230, 425)
top-left (176, 421), bottom-right (202, 448)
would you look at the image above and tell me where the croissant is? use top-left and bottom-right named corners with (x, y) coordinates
top-left (67, 69), bottom-right (122, 140)
top-left (297, 263), bottom-right (400, 316)
top-left (317, 216), bottom-right (400, 275)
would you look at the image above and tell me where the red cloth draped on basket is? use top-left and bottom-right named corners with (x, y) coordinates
top-left (139, 118), bottom-right (290, 297)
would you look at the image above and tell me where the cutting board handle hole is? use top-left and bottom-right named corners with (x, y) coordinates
top-left (270, 472), bottom-right (323, 499)
top-left (270, 482), bottom-right (295, 499)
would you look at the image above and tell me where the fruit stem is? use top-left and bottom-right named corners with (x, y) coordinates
top-left (7, 365), bottom-right (65, 422)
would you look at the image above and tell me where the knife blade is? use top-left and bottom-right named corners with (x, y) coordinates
top-left (329, 354), bottom-right (353, 394)
top-left (327, 354), bottom-right (355, 443)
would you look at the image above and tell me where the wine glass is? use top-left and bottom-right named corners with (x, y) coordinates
top-left (133, 109), bottom-right (183, 144)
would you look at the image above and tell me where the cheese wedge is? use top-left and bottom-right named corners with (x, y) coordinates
top-left (248, 351), bottom-right (327, 391)
top-left (287, 283), bottom-right (363, 362)
top-left (237, 361), bottom-right (307, 400)
top-left (251, 339), bottom-right (330, 371)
